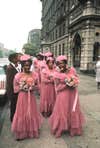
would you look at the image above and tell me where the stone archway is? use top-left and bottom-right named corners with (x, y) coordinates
top-left (72, 33), bottom-right (81, 67)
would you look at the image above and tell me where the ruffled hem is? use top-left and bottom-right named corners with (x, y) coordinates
top-left (49, 116), bottom-right (69, 137)
top-left (70, 127), bottom-right (82, 137)
top-left (49, 111), bottom-right (85, 137)
top-left (15, 131), bottom-right (39, 139)
top-left (40, 103), bottom-right (54, 117)
top-left (12, 115), bottom-right (43, 139)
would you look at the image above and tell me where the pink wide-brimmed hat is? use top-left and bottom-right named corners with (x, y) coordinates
top-left (20, 54), bottom-right (31, 61)
top-left (56, 55), bottom-right (67, 62)
top-left (44, 51), bottom-right (53, 57)
top-left (46, 57), bottom-right (54, 62)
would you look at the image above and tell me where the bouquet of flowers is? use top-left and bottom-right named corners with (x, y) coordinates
top-left (65, 75), bottom-right (79, 88)
top-left (19, 77), bottom-right (35, 92)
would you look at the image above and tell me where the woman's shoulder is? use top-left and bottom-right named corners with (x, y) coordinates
top-left (32, 71), bottom-right (39, 77)
top-left (68, 66), bottom-right (75, 70)
top-left (68, 66), bottom-right (76, 73)
top-left (15, 72), bottom-right (23, 79)
top-left (53, 71), bottom-right (65, 79)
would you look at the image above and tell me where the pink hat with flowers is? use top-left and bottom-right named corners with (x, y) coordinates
top-left (44, 51), bottom-right (53, 57)
top-left (20, 54), bottom-right (31, 61)
top-left (46, 57), bottom-right (54, 62)
top-left (56, 55), bottom-right (67, 62)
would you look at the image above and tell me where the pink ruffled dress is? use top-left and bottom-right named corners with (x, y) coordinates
top-left (49, 67), bottom-right (85, 137)
top-left (40, 67), bottom-right (56, 117)
top-left (11, 72), bottom-right (43, 140)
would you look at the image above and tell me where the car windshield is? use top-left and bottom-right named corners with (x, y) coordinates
top-left (0, 67), bottom-right (5, 75)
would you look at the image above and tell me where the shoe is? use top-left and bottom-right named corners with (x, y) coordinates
top-left (16, 138), bottom-right (24, 141)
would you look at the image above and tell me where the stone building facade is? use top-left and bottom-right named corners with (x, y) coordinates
top-left (40, 0), bottom-right (100, 71)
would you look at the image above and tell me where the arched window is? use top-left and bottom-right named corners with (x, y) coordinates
top-left (73, 33), bottom-right (81, 67)
top-left (93, 42), bottom-right (100, 61)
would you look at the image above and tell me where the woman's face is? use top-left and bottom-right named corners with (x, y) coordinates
top-left (23, 61), bottom-right (31, 73)
top-left (47, 60), bottom-right (54, 69)
top-left (57, 60), bottom-right (66, 72)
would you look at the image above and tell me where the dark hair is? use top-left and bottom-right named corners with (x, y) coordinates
top-left (20, 59), bottom-right (32, 67)
top-left (8, 53), bottom-right (18, 62)
top-left (46, 59), bottom-right (55, 65)
top-left (56, 60), bottom-right (67, 66)
top-left (36, 55), bottom-right (44, 60)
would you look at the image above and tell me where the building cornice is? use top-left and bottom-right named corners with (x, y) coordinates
top-left (69, 14), bottom-right (100, 29)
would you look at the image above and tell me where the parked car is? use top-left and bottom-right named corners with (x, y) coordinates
top-left (0, 66), bottom-right (7, 106)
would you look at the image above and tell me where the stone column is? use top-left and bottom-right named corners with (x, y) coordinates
top-left (67, 35), bottom-right (73, 66)
top-left (80, 24), bottom-right (95, 71)
top-left (64, 37), bottom-right (69, 56)
top-left (83, 0), bottom-right (95, 16)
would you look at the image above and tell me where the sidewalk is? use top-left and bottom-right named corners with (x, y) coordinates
top-left (0, 104), bottom-right (68, 148)
top-left (0, 104), bottom-right (7, 134)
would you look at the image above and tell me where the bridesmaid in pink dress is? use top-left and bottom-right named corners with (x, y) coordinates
top-left (11, 54), bottom-right (43, 140)
top-left (40, 57), bottom-right (56, 117)
top-left (49, 55), bottom-right (85, 137)
top-left (33, 53), bottom-right (46, 92)
top-left (44, 51), bottom-right (53, 60)
top-left (34, 52), bottom-right (46, 73)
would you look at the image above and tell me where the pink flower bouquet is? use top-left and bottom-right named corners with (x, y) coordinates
top-left (19, 77), bottom-right (35, 92)
top-left (65, 75), bottom-right (79, 88)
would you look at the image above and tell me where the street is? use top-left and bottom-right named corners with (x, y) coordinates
top-left (0, 73), bottom-right (100, 148)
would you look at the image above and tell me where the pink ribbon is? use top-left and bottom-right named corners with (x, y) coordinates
top-left (72, 89), bottom-right (78, 112)
top-left (27, 89), bottom-right (31, 117)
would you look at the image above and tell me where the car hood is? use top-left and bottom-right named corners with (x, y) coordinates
top-left (0, 74), bottom-right (6, 95)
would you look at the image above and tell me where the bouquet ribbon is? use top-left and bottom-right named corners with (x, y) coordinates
top-left (27, 89), bottom-right (31, 117)
top-left (72, 89), bottom-right (78, 112)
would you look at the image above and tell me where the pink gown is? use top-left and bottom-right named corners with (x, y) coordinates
top-left (40, 67), bottom-right (56, 117)
top-left (49, 67), bottom-right (85, 137)
top-left (34, 59), bottom-right (46, 92)
top-left (11, 72), bottom-right (43, 139)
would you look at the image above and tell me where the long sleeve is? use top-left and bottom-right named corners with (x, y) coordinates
top-left (6, 64), bottom-right (18, 96)
top-left (55, 78), bottom-right (66, 92)
top-left (41, 69), bottom-right (54, 84)
top-left (13, 74), bottom-right (20, 93)
top-left (69, 67), bottom-right (79, 86)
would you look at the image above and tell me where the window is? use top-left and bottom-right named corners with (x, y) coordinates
top-left (59, 26), bottom-right (62, 37)
top-left (93, 42), bottom-right (100, 61)
top-left (97, 0), bottom-right (100, 6)
top-left (55, 46), bottom-right (57, 56)
top-left (63, 23), bottom-right (66, 35)
top-left (93, 0), bottom-right (100, 7)
top-left (62, 43), bottom-right (65, 55)
top-left (59, 44), bottom-right (61, 55)
top-left (55, 29), bottom-right (57, 39)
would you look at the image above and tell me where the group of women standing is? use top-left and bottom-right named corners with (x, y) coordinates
top-left (11, 52), bottom-right (85, 140)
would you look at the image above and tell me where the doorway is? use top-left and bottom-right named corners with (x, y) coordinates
top-left (72, 33), bottom-right (81, 67)
top-left (93, 42), bottom-right (100, 61)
